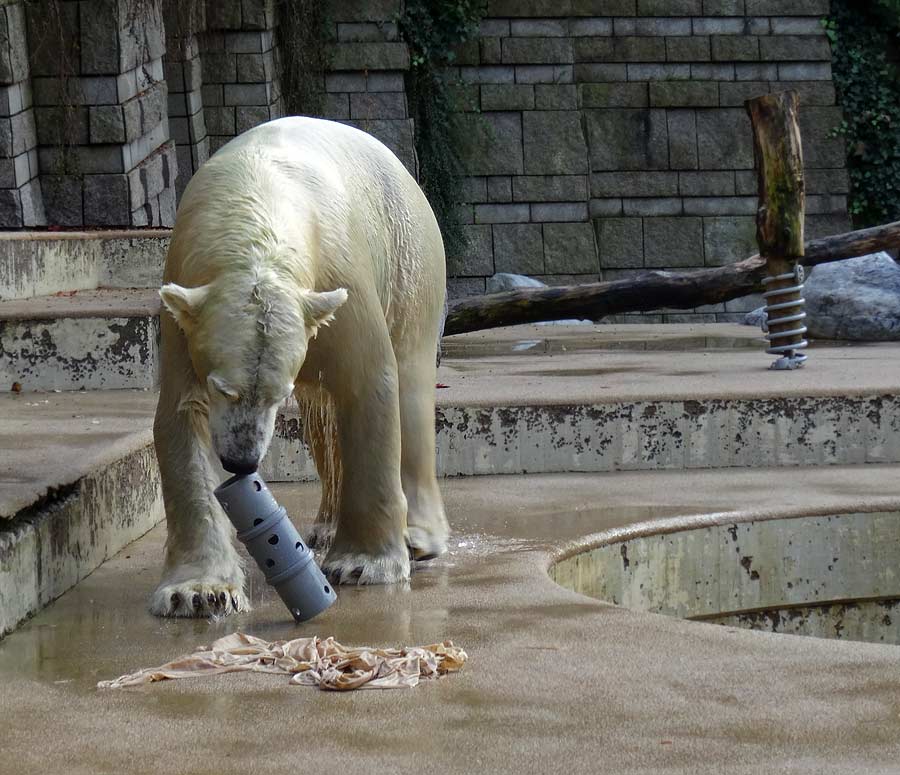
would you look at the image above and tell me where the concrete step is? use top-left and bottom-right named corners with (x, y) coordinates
top-left (0, 288), bottom-right (161, 391)
top-left (0, 390), bottom-right (161, 638)
top-left (0, 229), bottom-right (168, 301)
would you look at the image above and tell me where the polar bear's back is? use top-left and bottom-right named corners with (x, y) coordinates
top-left (172, 117), bottom-right (444, 323)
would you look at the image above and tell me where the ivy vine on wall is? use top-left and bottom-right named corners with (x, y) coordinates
top-left (396, 0), bottom-right (486, 259)
top-left (825, 0), bottom-right (900, 228)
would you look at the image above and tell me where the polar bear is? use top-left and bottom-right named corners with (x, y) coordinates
top-left (150, 117), bottom-right (448, 617)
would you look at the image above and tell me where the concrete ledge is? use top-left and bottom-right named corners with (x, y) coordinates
top-left (0, 443), bottom-right (163, 638)
top-left (0, 229), bottom-right (169, 300)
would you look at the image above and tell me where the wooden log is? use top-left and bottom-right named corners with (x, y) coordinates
top-left (745, 91), bottom-right (806, 356)
top-left (443, 219), bottom-right (900, 336)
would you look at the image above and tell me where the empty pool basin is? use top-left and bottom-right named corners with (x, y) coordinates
top-left (550, 510), bottom-right (900, 645)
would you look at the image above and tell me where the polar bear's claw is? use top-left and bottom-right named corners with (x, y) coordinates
top-left (150, 580), bottom-right (250, 618)
top-left (303, 523), bottom-right (336, 551)
top-left (405, 525), bottom-right (448, 563)
top-left (322, 549), bottom-right (410, 586)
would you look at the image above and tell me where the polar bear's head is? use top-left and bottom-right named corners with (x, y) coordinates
top-left (160, 278), bottom-right (347, 475)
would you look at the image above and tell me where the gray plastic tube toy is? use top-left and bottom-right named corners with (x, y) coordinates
top-left (214, 473), bottom-right (336, 622)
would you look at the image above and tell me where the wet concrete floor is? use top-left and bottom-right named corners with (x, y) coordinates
top-left (3, 466), bottom-right (900, 774)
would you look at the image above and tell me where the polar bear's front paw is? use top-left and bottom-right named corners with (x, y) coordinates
top-left (322, 547), bottom-right (411, 585)
top-left (149, 580), bottom-right (249, 618)
top-left (303, 522), bottom-right (336, 551)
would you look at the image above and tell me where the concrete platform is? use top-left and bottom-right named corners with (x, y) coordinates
top-left (1, 469), bottom-right (900, 774)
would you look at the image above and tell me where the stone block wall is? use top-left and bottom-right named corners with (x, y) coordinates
top-left (448, 0), bottom-right (851, 321)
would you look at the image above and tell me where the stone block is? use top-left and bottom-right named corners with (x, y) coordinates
top-left (644, 216), bottom-right (703, 267)
top-left (623, 197), bottom-right (682, 216)
top-left (570, 18), bottom-right (614, 36)
top-left (460, 176), bottom-right (487, 203)
top-left (236, 52), bottom-right (268, 83)
top-left (666, 36), bottom-right (711, 62)
top-left (206, 0), bottom-right (242, 30)
top-left (202, 84), bottom-right (224, 106)
top-left (0, 82), bottom-right (26, 117)
top-left (480, 19), bottom-right (510, 37)
top-left (513, 175), bottom-right (587, 202)
top-left (534, 84), bottom-right (577, 110)
top-left (702, 216), bottom-right (762, 266)
top-left (367, 72), bottom-right (405, 92)
top-left (447, 277), bottom-right (486, 299)
top-left (89, 105), bottom-right (126, 144)
top-left (20, 177), bottom-right (45, 227)
top-left (241, 0), bottom-right (276, 30)
top-left (459, 112), bottom-right (523, 176)
top-left (460, 66), bottom-right (517, 85)
top-left (580, 83), bottom-right (648, 108)
top-left (338, 22), bottom-right (393, 42)
top-left (637, 0), bottom-right (701, 13)
top-left (348, 118), bottom-right (416, 175)
top-left (806, 193), bottom-right (847, 215)
top-left (324, 0), bottom-right (401, 22)
top-left (691, 18), bottom-right (746, 35)
top-left (532, 202), bottom-right (589, 222)
top-left (776, 81), bottom-right (835, 106)
top-left (805, 212), bottom-right (851, 239)
top-left (636, 18), bottom-right (693, 35)
top-left (594, 217), bottom-right (643, 268)
top-left (26, 0), bottom-right (78, 77)
top-left (682, 196), bottom-right (756, 215)
top-left (690, 63), bottom-right (735, 80)
top-left (745, 0), bottom-right (828, 14)
top-left (718, 81), bottom-right (769, 107)
top-left (325, 73), bottom-right (367, 93)
top-left (83, 173), bottom-right (130, 226)
top-left (0, 186), bottom-right (20, 225)
top-left (585, 109), bottom-right (668, 171)
top-left (448, 83), bottom-right (479, 111)
top-left (575, 36), bottom-right (666, 63)
top-left (711, 36), bottom-right (759, 61)
top-left (667, 109), bottom-right (698, 170)
top-left (591, 171), bottom-right (679, 197)
top-left (446, 224), bottom-right (493, 277)
top-left (760, 35), bottom-right (831, 61)
top-left (702, 0), bottom-right (744, 15)
top-left (205, 106), bottom-right (236, 135)
top-left (800, 108), bottom-right (845, 168)
top-left (169, 116), bottom-right (189, 145)
top-left (479, 37), bottom-right (502, 65)
top-left (544, 222), bottom-right (597, 272)
top-left (626, 63), bottom-right (691, 81)
top-left (202, 52), bottom-right (237, 83)
top-left (574, 64), bottom-right (627, 82)
top-left (8, 109), bottom-right (35, 155)
top-left (0, 3), bottom-right (28, 84)
top-left (42, 175), bottom-right (83, 226)
top-left (777, 63), bottom-right (832, 81)
top-left (514, 65), bottom-right (573, 83)
top-left (350, 92), bottom-right (406, 120)
top-left (502, 37), bottom-right (573, 64)
top-left (523, 111), bottom-right (589, 174)
top-left (236, 105), bottom-right (270, 134)
top-left (224, 83), bottom-right (272, 106)
top-left (474, 203), bottom-right (530, 224)
top-left (480, 84), bottom-right (534, 111)
top-left (493, 223), bottom-right (544, 274)
top-left (329, 42), bottom-right (409, 71)
top-left (0, 157), bottom-right (12, 187)
top-left (487, 176), bottom-right (512, 203)
top-left (678, 171), bottom-right (735, 196)
top-left (696, 109), bottom-right (753, 169)
top-left (771, 18), bottom-right (825, 35)
top-left (589, 198), bottom-right (623, 217)
top-left (122, 82), bottom-right (167, 143)
top-left (649, 81), bottom-right (718, 107)
top-left (34, 106), bottom-right (88, 147)
top-left (734, 63), bottom-right (777, 81)
top-left (805, 168), bottom-right (849, 195)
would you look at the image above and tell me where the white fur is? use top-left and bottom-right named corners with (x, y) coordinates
top-left (151, 117), bottom-right (449, 615)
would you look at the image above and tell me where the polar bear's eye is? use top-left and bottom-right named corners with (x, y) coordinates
top-left (208, 374), bottom-right (240, 402)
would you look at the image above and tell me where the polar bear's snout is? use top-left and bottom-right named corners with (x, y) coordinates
top-left (208, 395), bottom-right (280, 476)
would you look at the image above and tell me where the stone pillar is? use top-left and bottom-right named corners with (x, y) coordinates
top-left (28, 0), bottom-right (178, 227)
top-left (0, 2), bottom-right (44, 227)
top-left (163, 0), bottom-right (209, 200)
top-left (200, 0), bottom-right (280, 157)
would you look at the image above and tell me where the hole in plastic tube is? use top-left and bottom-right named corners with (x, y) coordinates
top-left (265, 558), bottom-right (275, 568)
top-left (268, 534), bottom-right (279, 545)
top-left (253, 480), bottom-right (262, 492)
top-left (324, 585), bottom-right (330, 594)
top-left (253, 518), bottom-right (263, 526)
top-left (295, 541), bottom-right (303, 550)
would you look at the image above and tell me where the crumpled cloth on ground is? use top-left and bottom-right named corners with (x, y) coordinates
top-left (97, 632), bottom-right (467, 691)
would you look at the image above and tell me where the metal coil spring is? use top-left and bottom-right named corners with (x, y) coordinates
top-left (761, 264), bottom-right (807, 370)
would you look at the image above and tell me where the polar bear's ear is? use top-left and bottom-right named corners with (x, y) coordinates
top-left (159, 283), bottom-right (211, 332)
top-left (301, 288), bottom-right (348, 336)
